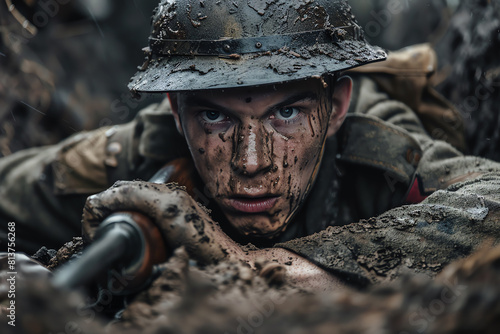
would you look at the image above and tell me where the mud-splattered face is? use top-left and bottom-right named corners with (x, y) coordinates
top-left (172, 78), bottom-right (349, 239)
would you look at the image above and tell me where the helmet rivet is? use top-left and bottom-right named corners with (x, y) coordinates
top-left (223, 44), bottom-right (231, 52)
top-left (255, 42), bottom-right (262, 49)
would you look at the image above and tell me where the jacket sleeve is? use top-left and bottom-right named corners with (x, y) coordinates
top-left (277, 172), bottom-right (500, 287)
top-left (281, 85), bottom-right (500, 286)
top-left (0, 100), bottom-right (188, 254)
top-left (0, 129), bottom-right (112, 253)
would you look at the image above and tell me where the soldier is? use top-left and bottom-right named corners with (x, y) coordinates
top-left (1, 0), bottom-right (500, 289)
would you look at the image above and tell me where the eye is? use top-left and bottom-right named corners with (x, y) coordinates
top-left (275, 107), bottom-right (300, 120)
top-left (201, 111), bottom-right (226, 123)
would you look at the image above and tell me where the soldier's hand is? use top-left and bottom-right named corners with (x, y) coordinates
top-left (82, 181), bottom-right (245, 265)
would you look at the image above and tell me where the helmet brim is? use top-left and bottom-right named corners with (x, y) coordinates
top-left (128, 39), bottom-right (387, 94)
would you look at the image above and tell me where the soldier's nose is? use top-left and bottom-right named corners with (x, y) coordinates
top-left (231, 123), bottom-right (272, 176)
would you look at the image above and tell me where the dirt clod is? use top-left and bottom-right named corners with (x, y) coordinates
top-left (46, 237), bottom-right (85, 270)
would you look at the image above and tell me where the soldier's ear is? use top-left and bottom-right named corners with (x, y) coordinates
top-left (327, 76), bottom-right (352, 138)
top-left (168, 93), bottom-right (185, 137)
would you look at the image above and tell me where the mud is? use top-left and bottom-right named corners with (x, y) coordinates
top-left (4, 175), bottom-right (499, 333)
top-left (45, 237), bottom-right (85, 270)
top-left (2, 242), bottom-right (500, 333)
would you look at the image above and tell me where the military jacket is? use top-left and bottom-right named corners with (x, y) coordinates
top-left (1, 54), bottom-right (500, 285)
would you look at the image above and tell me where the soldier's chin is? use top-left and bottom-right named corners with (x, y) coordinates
top-left (230, 217), bottom-right (288, 240)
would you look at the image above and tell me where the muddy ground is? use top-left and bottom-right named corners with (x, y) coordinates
top-left (1, 242), bottom-right (500, 334)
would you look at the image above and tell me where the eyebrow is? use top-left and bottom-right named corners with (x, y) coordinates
top-left (268, 92), bottom-right (318, 113)
top-left (182, 96), bottom-right (234, 116)
top-left (182, 91), bottom-right (318, 117)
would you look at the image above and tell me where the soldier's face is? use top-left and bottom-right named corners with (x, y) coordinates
top-left (172, 78), bottom-right (351, 239)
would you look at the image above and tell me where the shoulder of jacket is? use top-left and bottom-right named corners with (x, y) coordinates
top-left (337, 114), bottom-right (422, 186)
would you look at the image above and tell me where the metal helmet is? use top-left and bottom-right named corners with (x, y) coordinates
top-left (128, 0), bottom-right (386, 93)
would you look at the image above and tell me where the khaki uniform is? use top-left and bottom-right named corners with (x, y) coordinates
top-left (1, 46), bottom-right (499, 286)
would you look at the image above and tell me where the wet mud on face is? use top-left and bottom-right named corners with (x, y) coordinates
top-left (175, 78), bottom-right (334, 241)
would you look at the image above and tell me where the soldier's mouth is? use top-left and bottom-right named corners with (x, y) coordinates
top-left (223, 196), bottom-right (279, 214)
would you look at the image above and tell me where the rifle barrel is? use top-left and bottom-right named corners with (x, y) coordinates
top-left (52, 217), bottom-right (143, 290)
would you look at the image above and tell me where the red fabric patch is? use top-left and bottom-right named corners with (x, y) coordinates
top-left (405, 178), bottom-right (428, 204)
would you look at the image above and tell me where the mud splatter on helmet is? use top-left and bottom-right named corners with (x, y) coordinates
top-left (129, 0), bottom-right (387, 93)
